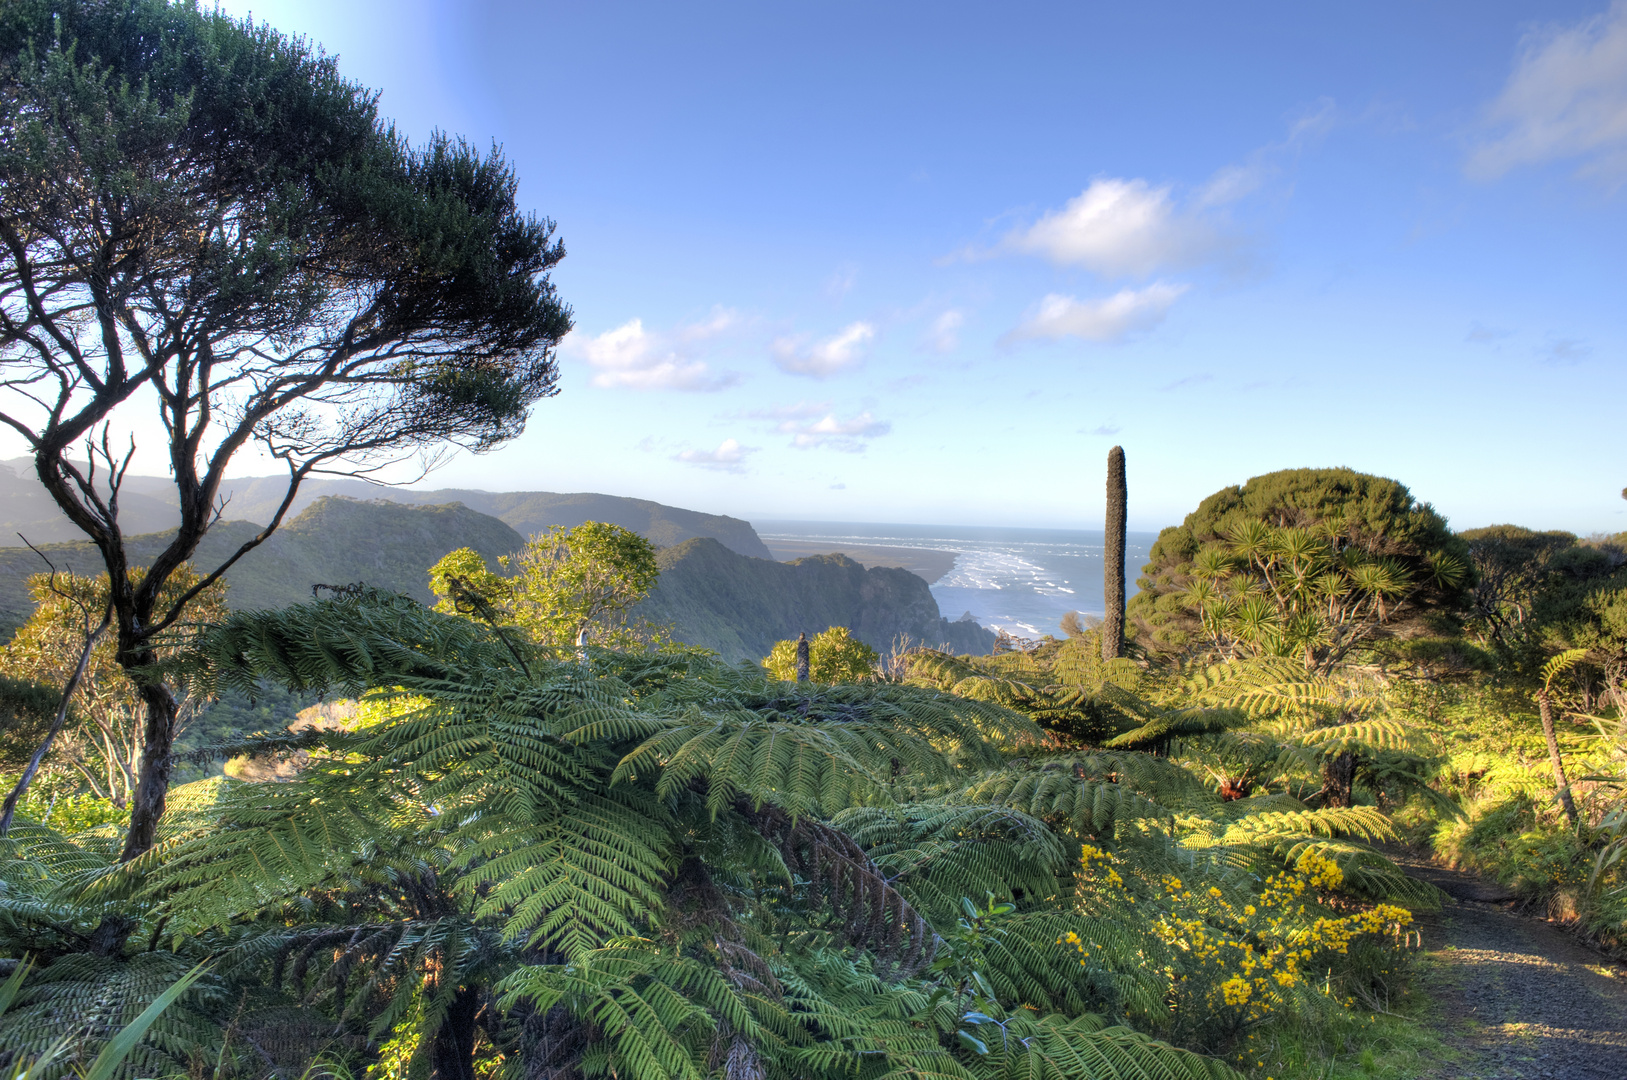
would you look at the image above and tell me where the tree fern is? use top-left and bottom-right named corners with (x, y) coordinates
top-left (6, 590), bottom-right (1437, 1079)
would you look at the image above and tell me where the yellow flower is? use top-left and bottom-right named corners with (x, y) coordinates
top-left (1220, 976), bottom-right (1252, 1006)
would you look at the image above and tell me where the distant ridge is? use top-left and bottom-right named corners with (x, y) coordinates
top-left (0, 497), bottom-right (524, 628)
top-left (0, 464), bottom-right (993, 659)
top-left (0, 460), bottom-right (771, 559)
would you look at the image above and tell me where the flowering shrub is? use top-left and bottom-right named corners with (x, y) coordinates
top-left (1063, 844), bottom-right (1415, 1048)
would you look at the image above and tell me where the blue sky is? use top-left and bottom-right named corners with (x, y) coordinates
top-left (181, 3), bottom-right (1627, 531)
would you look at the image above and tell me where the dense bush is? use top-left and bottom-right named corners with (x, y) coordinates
top-left (1129, 469), bottom-right (1469, 659)
top-left (0, 590), bottom-right (1437, 1080)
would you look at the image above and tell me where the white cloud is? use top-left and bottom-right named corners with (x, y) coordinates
top-left (1010, 282), bottom-right (1189, 343)
top-left (1004, 179), bottom-right (1226, 276)
top-left (567, 310), bottom-right (742, 391)
top-left (767, 410), bottom-right (891, 451)
top-left (673, 438), bottom-right (757, 472)
top-left (924, 310), bottom-right (964, 353)
top-left (1468, 1), bottom-right (1627, 181)
top-left (771, 322), bottom-right (875, 378)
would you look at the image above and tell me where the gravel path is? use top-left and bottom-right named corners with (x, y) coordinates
top-left (1401, 858), bottom-right (1627, 1079)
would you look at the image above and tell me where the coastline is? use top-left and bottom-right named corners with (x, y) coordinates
top-left (761, 539), bottom-right (958, 585)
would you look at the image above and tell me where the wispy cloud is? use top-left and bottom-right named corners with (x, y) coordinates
top-left (825, 263), bottom-right (859, 299)
top-left (1086, 424), bottom-right (1121, 436)
top-left (1466, 322), bottom-right (1515, 343)
top-left (1193, 101), bottom-right (1337, 208)
top-left (771, 411), bottom-right (891, 451)
top-left (743, 400), bottom-right (830, 421)
top-left (673, 438), bottom-right (757, 472)
top-left (924, 310), bottom-right (964, 353)
top-left (567, 308), bottom-right (743, 391)
top-left (1195, 164), bottom-right (1266, 208)
top-left (772, 322), bottom-right (876, 378)
top-left (1159, 373), bottom-right (1214, 392)
top-left (1540, 337), bottom-right (1592, 365)
top-left (1009, 282), bottom-right (1188, 343)
top-left (1468, 1), bottom-right (1627, 182)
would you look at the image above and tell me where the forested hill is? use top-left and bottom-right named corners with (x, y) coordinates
top-left (378, 488), bottom-right (772, 559)
top-left (0, 461), bottom-right (772, 559)
top-left (635, 537), bottom-right (995, 662)
top-left (0, 501), bottom-right (992, 660)
top-left (0, 497), bottom-right (524, 627)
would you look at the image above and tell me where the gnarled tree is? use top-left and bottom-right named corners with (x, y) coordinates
top-left (0, 0), bottom-right (571, 862)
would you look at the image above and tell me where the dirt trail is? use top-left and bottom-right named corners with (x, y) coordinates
top-left (1398, 857), bottom-right (1627, 1079)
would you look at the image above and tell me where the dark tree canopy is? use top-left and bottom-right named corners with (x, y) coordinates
top-left (1460, 524), bottom-right (1627, 696)
top-left (1128, 467), bottom-right (1470, 657)
top-left (0, 0), bottom-right (572, 861)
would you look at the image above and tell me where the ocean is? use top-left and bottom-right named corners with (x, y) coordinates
top-left (754, 521), bottom-right (1158, 640)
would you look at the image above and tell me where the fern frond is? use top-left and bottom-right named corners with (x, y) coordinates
top-left (1220, 805), bottom-right (1400, 845)
top-left (831, 804), bottom-right (1067, 923)
top-left (956, 768), bottom-right (1170, 837)
top-left (977, 1012), bottom-right (1242, 1080)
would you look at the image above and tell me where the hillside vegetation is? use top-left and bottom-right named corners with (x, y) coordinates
top-left (1, 589), bottom-right (1423, 1080)
top-left (635, 537), bottom-right (994, 661)
top-left (6, 463), bottom-right (1625, 1080)
top-left (0, 498), bottom-right (524, 631)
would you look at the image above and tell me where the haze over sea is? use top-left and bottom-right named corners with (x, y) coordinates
top-left (757, 521), bottom-right (1156, 640)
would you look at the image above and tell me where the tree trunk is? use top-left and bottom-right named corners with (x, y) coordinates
top-left (1102, 446), bottom-right (1127, 662)
top-left (1537, 689), bottom-right (1580, 828)
top-left (796, 632), bottom-right (810, 683)
top-left (1321, 750), bottom-right (1356, 808)
top-left (431, 984), bottom-right (482, 1080)
top-left (118, 674), bottom-right (181, 863)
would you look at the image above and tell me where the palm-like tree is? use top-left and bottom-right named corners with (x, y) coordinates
top-left (1181, 521), bottom-right (1427, 673)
